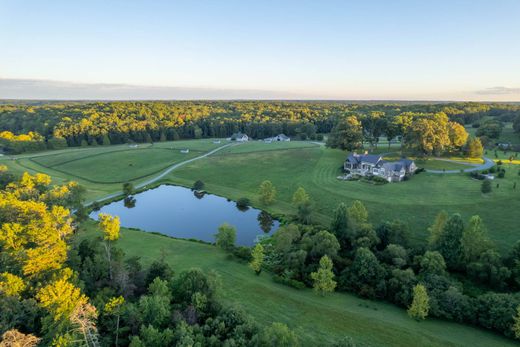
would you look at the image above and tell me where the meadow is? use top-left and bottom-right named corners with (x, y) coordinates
top-left (77, 220), bottom-right (518, 347)
top-left (3, 139), bottom-right (519, 250)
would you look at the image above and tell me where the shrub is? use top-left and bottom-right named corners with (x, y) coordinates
top-left (497, 160), bottom-right (503, 166)
top-left (497, 171), bottom-right (505, 178)
top-left (481, 180), bottom-right (492, 194)
top-left (236, 197), bottom-right (250, 209)
top-left (193, 180), bottom-right (205, 191)
top-left (316, 134), bottom-right (324, 141)
top-left (373, 176), bottom-right (389, 184)
top-left (415, 168), bottom-right (425, 174)
top-left (489, 166), bottom-right (496, 173)
top-left (233, 246), bottom-right (252, 261)
top-left (272, 275), bottom-right (306, 289)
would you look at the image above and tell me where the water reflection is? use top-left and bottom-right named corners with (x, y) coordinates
top-left (124, 197), bottom-right (136, 208)
top-left (257, 211), bottom-right (274, 233)
top-left (90, 185), bottom-right (279, 246)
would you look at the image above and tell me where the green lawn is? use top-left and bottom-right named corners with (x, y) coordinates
top-left (76, 221), bottom-right (517, 347)
top-left (44, 148), bottom-right (200, 183)
top-left (3, 140), bottom-right (520, 249)
top-left (166, 145), bottom-right (520, 250)
top-left (414, 159), bottom-right (474, 171)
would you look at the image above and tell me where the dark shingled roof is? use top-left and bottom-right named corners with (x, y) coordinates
top-left (346, 153), bottom-right (383, 165)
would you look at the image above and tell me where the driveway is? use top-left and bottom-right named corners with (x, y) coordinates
top-left (426, 157), bottom-right (495, 174)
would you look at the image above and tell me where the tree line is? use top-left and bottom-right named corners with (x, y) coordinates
top-left (215, 183), bottom-right (520, 340)
top-left (0, 101), bottom-right (519, 153)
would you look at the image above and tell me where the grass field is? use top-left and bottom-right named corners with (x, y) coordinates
top-left (77, 221), bottom-right (518, 347)
top-left (3, 139), bottom-right (520, 249)
top-left (166, 143), bottom-right (520, 250)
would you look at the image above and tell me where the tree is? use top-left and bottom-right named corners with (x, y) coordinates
top-left (461, 215), bottom-right (493, 263)
top-left (249, 243), bottom-right (265, 275)
top-left (404, 112), bottom-right (455, 155)
top-left (292, 187), bottom-right (309, 207)
top-left (99, 213), bottom-right (120, 280)
top-left (326, 115), bottom-right (363, 151)
top-left (296, 200), bottom-right (313, 224)
top-left (215, 223), bottom-right (236, 252)
top-left (258, 180), bottom-right (276, 205)
top-left (428, 210), bottom-right (448, 248)
top-left (513, 305), bottom-right (520, 339)
top-left (347, 200), bottom-right (368, 232)
top-left (467, 137), bottom-right (483, 158)
top-left (254, 322), bottom-right (300, 347)
top-left (330, 203), bottom-right (349, 248)
top-left (104, 296), bottom-right (125, 346)
top-left (310, 256), bottom-right (337, 296)
top-left (419, 251), bottom-right (446, 276)
top-left (193, 180), bottom-right (205, 191)
top-left (123, 182), bottom-right (135, 197)
top-left (435, 213), bottom-right (464, 270)
top-left (340, 247), bottom-right (386, 298)
top-left (0, 330), bottom-right (40, 347)
top-left (448, 121), bottom-right (469, 150)
top-left (481, 179), bottom-right (492, 194)
top-left (408, 284), bottom-right (430, 320)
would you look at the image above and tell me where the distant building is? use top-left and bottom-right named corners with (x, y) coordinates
top-left (180, 149), bottom-right (190, 153)
top-left (213, 140), bottom-right (221, 144)
top-left (264, 134), bottom-right (290, 142)
top-left (344, 152), bottom-right (416, 182)
top-left (229, 133), bottom-right (249, 142)
top-left (273, 134), bottom-right (290, 142)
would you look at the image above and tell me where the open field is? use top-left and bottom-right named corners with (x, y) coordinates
top-left (77, 221), bottom-right (518, 347)
top-left (3, 139), bottom-right (520, 250)
top-left (166, 143), bottom-right (520, 250)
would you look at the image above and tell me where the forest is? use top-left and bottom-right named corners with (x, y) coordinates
top-left (0, 101), bottom-right (519, 154)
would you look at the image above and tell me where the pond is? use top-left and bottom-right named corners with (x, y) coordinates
top-left (90, 185), bottom-right (280, 246)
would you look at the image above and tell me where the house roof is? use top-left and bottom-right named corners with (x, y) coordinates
top-left (346, 153), bottom-right (383, 165)
top-left (398, 158), bottom-right (414, 169)
top-left (276, 134), bottom-right (289, 139)
top-left (382, 162), bottom-right (404, 172)
top-left (231, 132), bottom-right (247, 138)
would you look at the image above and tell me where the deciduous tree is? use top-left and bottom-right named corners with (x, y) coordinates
top-left (310, 256), bottom-right (337, 296)
top-left (408, 284), bottom-right (430, 320)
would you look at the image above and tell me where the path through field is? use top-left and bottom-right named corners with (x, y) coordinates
top-left (84, 142), bottom-right (239, 205)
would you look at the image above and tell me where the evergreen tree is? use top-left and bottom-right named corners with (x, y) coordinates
top-left (407, 284), bottom-right (429, 320)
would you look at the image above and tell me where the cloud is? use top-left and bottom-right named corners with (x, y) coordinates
top-left (0, 78), bottom-right (302, 100)
top-left (475, 86), bottom-right (520, 95)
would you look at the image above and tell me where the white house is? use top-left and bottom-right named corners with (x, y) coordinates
top-left (264, 134), bottom-right (290, 142)
top-left (344, 152), bottom-right (416, 182)
top-left (273, 134), bottom-right (290, 142)
top-left (229, 133), bottom-right (249, 142)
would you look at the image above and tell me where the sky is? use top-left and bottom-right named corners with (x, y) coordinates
top-left (1, 0), bottom-right (519, 101)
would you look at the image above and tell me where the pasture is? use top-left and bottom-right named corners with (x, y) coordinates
top-left (77, 221), bottom-right (518, 347)
top-left (2, 139), bottom-right (520, 249)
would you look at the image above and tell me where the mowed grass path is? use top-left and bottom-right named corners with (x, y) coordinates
top-left (77, 222), bottom-right (517, 347)
top-left (167, 143), bottom-right (520, 249)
